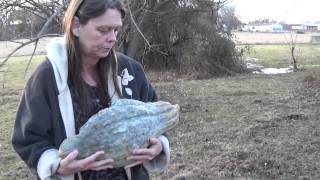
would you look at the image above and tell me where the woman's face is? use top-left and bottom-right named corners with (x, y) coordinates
top-left (72, 8), bottom-right (122, 60)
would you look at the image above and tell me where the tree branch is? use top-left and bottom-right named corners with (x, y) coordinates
top-left (127, 4), bottom-right (151, 48)
top-left (0, 34), bottom-right (62, 68)
top-left (24, 39), bottom-right (39, 76)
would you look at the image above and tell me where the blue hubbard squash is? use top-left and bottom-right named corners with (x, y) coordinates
top-left (59, 99), bottom-right (179, 167)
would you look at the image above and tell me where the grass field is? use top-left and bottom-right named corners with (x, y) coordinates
top-left (242, 44), bottom-right (320, 69)
top-left (0, 43), bottom-right (319, 179)
top-left (153, 71), bottom-right (320, 180)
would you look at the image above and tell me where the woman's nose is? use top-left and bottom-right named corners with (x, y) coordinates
top-left (107, 30), bottom-right (117, 42)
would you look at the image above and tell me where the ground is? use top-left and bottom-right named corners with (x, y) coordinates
top-left (150, 71), bottom-right (320, 180)
top-left (1, 69), bottom-right (319, 179)
top-left (0, 33), bottom-right (319, 179)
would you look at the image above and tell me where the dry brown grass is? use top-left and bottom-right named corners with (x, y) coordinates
top-left (233, 32), bottom-right (320, 45)
top-left (3, 70), bottom-right (320, 180)
top-left (1, 34), bottom-right (320, 180)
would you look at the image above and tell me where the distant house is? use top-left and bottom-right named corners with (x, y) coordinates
top-left (271, 23), bottom-right (283, 32)
top-left (242, 23), bottom-right (283, 33)
top-left (290, 24), bottom-right (303, 30)
top-left (303, 22), bottom-right (319, 31)
top-left (287, 22), bottom-right (320, 32)
top-left (316, 22), bottom-right (320, 31)
top-left (288, 24), bottom-right (305, 33)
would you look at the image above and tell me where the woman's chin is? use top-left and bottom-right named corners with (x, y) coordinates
top-left (97, 50), bottom-right (111, 58)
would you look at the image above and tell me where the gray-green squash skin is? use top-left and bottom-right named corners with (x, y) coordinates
top-left (59, 99), bottom-right (179, 167)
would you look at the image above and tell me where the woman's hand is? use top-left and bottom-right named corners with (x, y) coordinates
top-left (125, 138), bottom-right (163, 168)
top-left (57, 150), bottom-right (114, 175)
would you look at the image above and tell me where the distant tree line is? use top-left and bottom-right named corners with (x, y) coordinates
top-left (0, 0), bottom-right (64, 39)
top-left (0, 0), bottom-right (246, 78)
top-left (248, 18), bottom-right (278, 25)
top-left (218, 5), bottom-right (242, 33)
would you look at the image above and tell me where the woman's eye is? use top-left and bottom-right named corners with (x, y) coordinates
top-left (99, 29), bottom-right (110, 33)
top-left (98, 27), bottom-right (120, 35)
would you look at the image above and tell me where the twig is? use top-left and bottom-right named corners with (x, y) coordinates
top-left (38, 9), bottom-right (61, 36)
top-left (0, 8), bottom-right (62, 68)
top-left (0, 34), bottom-right (62, 68)
top-left (127, 5), bottom-right (151, 48)
top-left (24, 39), bottom-right (39, 77)
top-left (127, 3), bottom-right (169, 56)
top-left (7, 40), bottom-right (25, 45)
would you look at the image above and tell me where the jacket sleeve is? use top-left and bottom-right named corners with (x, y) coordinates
top-left (118, 53), bottom-right (170, 173)
top-left (132, 61), bottom-right (171, 172)
top-left (11, 64), bottom-right (61, 177)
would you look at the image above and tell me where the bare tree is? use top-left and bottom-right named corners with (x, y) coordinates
top-left (219, 5), bottom-right (242, 34)
top-left (0, 0), bottom-right (65, 35)
top-left (1, 0), bottom-right (246, 78)
top-left (289, 34), bottom-right (299, 71)
top-left (0, 0), bottom-right (64, 68)
top-left (284, 32), bottom-right (299, 72)
top-left (118, 0), bottom-right (245, 77)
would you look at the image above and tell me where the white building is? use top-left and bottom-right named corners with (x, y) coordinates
top-left (242, 23), bottom-right (283, 33)
top-left (289, 22), bottom-right (320, 32)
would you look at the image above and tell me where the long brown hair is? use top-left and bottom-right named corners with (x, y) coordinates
top-left (64, 0), bottom-right (125, 115)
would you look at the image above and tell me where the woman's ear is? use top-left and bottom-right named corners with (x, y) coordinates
top-left (71, 16), bottom-right (81, 37)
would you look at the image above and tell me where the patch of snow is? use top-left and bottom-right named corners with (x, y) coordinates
top-left (246, 57), bottom-right (260, 62)
top-left (246, 60), bottom-right (294, 75)
top-left (253, 67), bottom-right (293, 74)
top-left (246, 62), bottom-right (264, 70)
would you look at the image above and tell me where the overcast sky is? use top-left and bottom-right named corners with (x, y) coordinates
top-left (228, 0), bottom-right (320, 24)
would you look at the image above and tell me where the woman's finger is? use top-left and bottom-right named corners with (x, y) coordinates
top-left (131, 149), bottom-right (153, 156)
top-left (90, 164), bottom-right (114, 171)
top-left (62, 150), bottom-right (79, 165)
top-left (149, 138), bottom-right (160, 145)
top-left (57, 150), bottom-right (80, 175)
top-left (127, 155), bottom-right (152, 161)
top-left (124, 160), bottom-right (145, 169)
top-left (86, 158), bottom-right (114, 170)
top-left (80, 151), bottom-right (104, 163)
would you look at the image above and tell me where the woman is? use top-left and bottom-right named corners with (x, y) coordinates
top-left (11, 0), bottom-right (170, 179)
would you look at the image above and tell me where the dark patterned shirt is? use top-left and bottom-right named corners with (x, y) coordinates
top-left (69, 83), bottom-right (128, 180)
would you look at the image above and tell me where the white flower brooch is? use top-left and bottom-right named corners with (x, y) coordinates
top-left (120, 68), bottom-right (134, 96)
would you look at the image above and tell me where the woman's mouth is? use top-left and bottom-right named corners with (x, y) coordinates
top-left (101, 47), bottom-right (110, 51)
top-left (99, 47), bottom-right (111, 54)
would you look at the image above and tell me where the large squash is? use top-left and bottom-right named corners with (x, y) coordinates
top-left (59, 99), bottom-right (179, 167)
